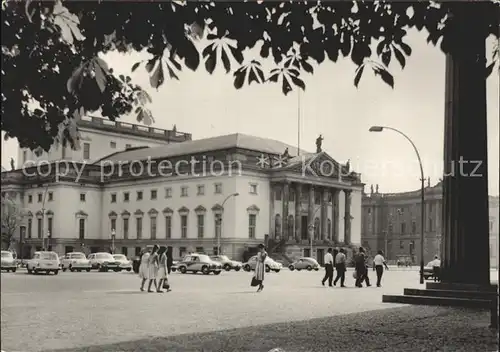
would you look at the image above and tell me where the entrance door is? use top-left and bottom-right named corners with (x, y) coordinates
top-left (301, 216), bottom-right (308, 240)
top-left (303, 248), bottom-right (311, 257)
top-left (317, 249), bottom-right (324, 265)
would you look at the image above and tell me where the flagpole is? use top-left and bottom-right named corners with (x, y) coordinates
top-left (297, 89), bottom-right (301, 156)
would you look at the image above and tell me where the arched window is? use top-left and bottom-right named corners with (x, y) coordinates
top-left (274, 214), bottom-right (281, 238)
top-left (314, 217), bottom-right (320, 240)
top-left (327, 219), bottom-right (332, 239)
top-left (287, 215), bottom-right (294, 239)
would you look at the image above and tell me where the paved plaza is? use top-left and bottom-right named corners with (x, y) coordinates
top-left (1, 268), bottom-right (498, 352)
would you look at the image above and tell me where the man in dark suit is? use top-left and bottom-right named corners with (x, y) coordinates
top-left (355, 247), bottom-right (371, 287)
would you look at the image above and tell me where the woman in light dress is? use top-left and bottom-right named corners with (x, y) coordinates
top-left (147, 244), bottom-right (160, 292)
top-left (157, 246), bottom-right (171, 293)
top-left (253, 244), bottom-right (267, 292)
top-left (139, 248), bottom-right (151, 292)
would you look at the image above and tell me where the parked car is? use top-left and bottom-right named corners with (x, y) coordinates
top-left (1, 250), bottom-right (17, 272)
top-left (243, 256), bottom-right (282, 273)
top-left (113, 254), bottom-right (132, 271)
top-left (288, 257), bottom-right (320, 271)
top-left (210, 255), bottom-right (242, 271)
top-left (26, 251), bottom-right (60, 275)
top-left (88, 252), bottom-right (120, 272)
top-left (176, 253), bottom-right (222, 275)
top-left (60, 252), bottom-right (92, 272)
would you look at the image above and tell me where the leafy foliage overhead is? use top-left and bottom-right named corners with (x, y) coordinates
top-left (2, 1), bottom-right (499, 151)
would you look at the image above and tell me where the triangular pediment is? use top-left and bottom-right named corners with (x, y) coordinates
top-left (108, 211), bottom-right (118, 218)
top-left (134, 209), bottom-right (144, 216)
top-left (194, 205), bottom-right (206, 213)
top-left (277, 152), bottom-right (355, 181)
top-left (162, 207), bottom-right (173, 214)
top-left (178, 206), bottom-right (189, 213)
top-left (211, 203), bottom-right (223, 212)
top-left (148, 208), bottom-right (158, 216)
top-left (121, 210), bottom-right (130, 217)
top-left (75, 210), bottom-right (88, 217)
top-left (247, 205), bottom-right (260, 212)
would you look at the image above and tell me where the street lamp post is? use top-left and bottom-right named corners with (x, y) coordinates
top-left (111, 229), bottom-right (116, 254)
top-left (39, 183), bottom-right (50, 251)
top-left (369, 125), bottom-right (426, 284)
top-left (218, 192), bottom-right (239, 255)
top-left (307, 205), bottom-right (322, 258)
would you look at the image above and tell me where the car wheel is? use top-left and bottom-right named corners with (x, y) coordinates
top-left (27, 267), bottom-right (32, 274)
top-left (289, 265), bottom-right (295, 271)
top-left (297, 269), bottom-right (302, 271)
top-left (62, 268), bottom-right (67, 272)
top-left (70, 266), bottom-right (75, 272)
top-left (54, 270), bottom-right (59, 275)
top-left (265, 265), bottom-right (271, 273)
top-left (234, 267), bottom-right (241, 272)
top-left (314, 268), bottom-right (319, 271)
top-left (224, 264), bottom-right (231, 271)
top-left (201, 266), bottom-right (210, 275)
top-left (12, 268), bottom-right (16, 273)
top-left (244, 265), bottom-right (251, 272)
top-left (86, 268), bottom-right (91, 272)
top-left (179, 266), bottom-right (187, 274)
top-left (306, 266), bottom-right (312, 271)
top-left (213, 270), bottom-right (221, 275)
top-left (96, 264), bottom-right (101, 271)
top-left (274, 269), bottom-right (280, 273)
top-left (126, 268), bottom-right (131, 272)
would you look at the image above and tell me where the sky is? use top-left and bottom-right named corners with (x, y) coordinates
top-left (2, 30), bottom-right (499, 195)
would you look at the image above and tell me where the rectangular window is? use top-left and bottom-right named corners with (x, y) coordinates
top-left (124, 192), bottom-right (130, 202)
top-left (79, 218), bottom-right (85, 239)
top-left (428, 218), bottom-right (433, 232)
top-left (28, 219), bottom-right (32, 238)
top-left (48, 192), bottom-right (53, 201)
top-left (411, 221), bottom-right (416, 234)
top-left (122, 247), bottom-right (128, 257)
top-left (196, 246), bottom-right (204, 253)
top-left (197, 185), bottom-right (205, 196)
top-left (123, 218), bottom-right (129, 239)
top-left (28, 195), bottom-right (33, 203)
top-left (181, 215), bottom-right (188, 238)
top-left (136, 218), bottom-right (143, 239)
top-left (181, 186), bottom-right (188, 197)
top-left (137, 191), bottom-right (143, 201)
top-left (83, 143), bottom-right (90, 159)
top-left (490, 221), bottom-right (494, 231)
top-left (22, 150), bottom-right (27, 163)
top-left (275, 189), bottom-right (282, 201)
top-left (213, 246), bottom-right (219, 255)
top-left (135, 247), bottom-right (141, 257)
top-left (47, 218), bottom-right (53, 236)
top-left (214, 183), bottom-right (222, 194)
top-left (314, 191), bottom-right (321, 205)
top-left (388, 223), bottom-right (393, 234)
top-left (111, 218), bottom-right (116, 232)
top-left (38, 193), bottom-right (42, 203)
top-left (151, 190), bottom-right (157, 200)
top-left (80, 193), bottom-right (86, 202)
top-left (249, 214), bottom-right (256, 239)
top-left (165, 216), bottom-right (172, 239)
top-left (150, 217), bottom-right (157, 239)
top-left (110, 141), bottom-right (116, 149)
top-left (165, 187), bottom-right (172, 198)
top-left (215, 215), bottom-right (221, 240)
top-left (289, 190), bottom-right (295, 202)
top-left (249, 184), bottom-right (258, 194)
top-left (37, 218), bottom-right (42, 238)
top-left (399, 240), bottom-right (404, 249)
top-left (400, 222), bottom-right (406, 234)
top-left (65, 246), bottom-right (73, 254)
top-left (179, 247), bottom-right (187, 258)
top-left (197, 214), bottom-right (204, 238)
top-left (111, 193), bottom-right (117, 203)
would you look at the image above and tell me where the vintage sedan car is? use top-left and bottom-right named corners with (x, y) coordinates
top-left (210, 255), bottom-right (242, 271)
top-left (243, 256), bottom-right (282, 273)
top-left (113, 254), bottom-right (133, 271)
top-left (88, 252), bottom-right (120, 272)
top-left (60, 252), bottom-right (91, 272)
top-left (1, 250), bottom-right (17, 272)
top-left (176, 254), bottom-right (222, 275)
top-left (26, 251), bottom-right (60, 275)
top-left (288, 257), bottom-right (320, 271)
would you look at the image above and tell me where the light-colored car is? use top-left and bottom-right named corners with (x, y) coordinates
top-left (88, 252), bottom-right (120, 272)
top-left (176, 253), bottom-right (222, 275)
top-left (288, 257), bottom-right (320, 271)
top-left (210, 255), bottom-right (242, 271)
top-left (26, 251), bottom-right (60, 275)
top-left (1, 250), bottom-right (17, 272)
top-left (243, 255), bottom-right (282, 273)
top-left (60, 252), bottom-right (91, 272)
top-left (112, 254), bottom-right (132, 271)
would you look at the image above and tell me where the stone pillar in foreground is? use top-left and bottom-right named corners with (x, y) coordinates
top-left (441, 3), bottom-right (491, 285)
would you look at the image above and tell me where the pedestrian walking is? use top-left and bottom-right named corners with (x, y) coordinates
top-left (355, 247), bottom-right (371, 287)
top-left (321, 248), bottom-right (334, 287)
top-left (166, 246), bottom-right (173, 275)
top-left (253, 244), bottom-right (267, 292)
top-left (333, 248), bottom-right (347, 287)
top-left (156, 246), bottom-right (171, 293)
top-left (373, 250), bottom-right (389, 287)
top-left (147, 244), bottom-right (160, 292)
top-left (139, 248), bottom-right (151, 292)
top-left (427, 255), bottom-right (441, 282)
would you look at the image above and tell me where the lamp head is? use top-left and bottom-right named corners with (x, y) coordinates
top-left (369, 126), bottom-right (384, 132)
top-left (233, 192), bottom-right (240, 197)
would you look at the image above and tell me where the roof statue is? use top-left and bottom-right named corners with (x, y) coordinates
top-left (172, 124), bottom-right (177, 133)
top-left (370, 184), bottom-right (374, 194)
top-left (10, 158), bottom-right (15, 171)
top-left (315, 135), bottom-right (323, 153)
top-left (345, 159), bottom-right (350, 172)
top-left (427, 177), bottom-right (431, 187)
top-left (376, 184), bottom-right (379, 193)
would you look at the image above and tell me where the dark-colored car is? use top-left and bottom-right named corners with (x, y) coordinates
top-left (210, 255), bottom-right (242, 271)
top-left (176, 254), bottom-right (222, 275)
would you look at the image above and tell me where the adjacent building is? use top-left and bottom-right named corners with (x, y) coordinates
top-left (2, 119), bottom-right (364, 262)
top-left (361, 182), bottom-right (499, 267)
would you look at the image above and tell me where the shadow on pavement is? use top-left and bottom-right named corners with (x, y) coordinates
top-left (43, 306), bottom-right (498, 352)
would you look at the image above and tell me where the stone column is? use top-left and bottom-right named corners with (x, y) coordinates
top-left (269, 183), bottom-right (275, 238)
top-left (344, 190), bottom-right (352, 244)
top-left (441, 3), bottom-right (490, 285)
top-left (331, 189), bottom-right (340, 242)
top-left (321, 188), bottom-right (328, 240)
top-left (295, 183), bottom-right (302, 242)
top-left (282, 182), bottom-right (290, 240)
top-left (308, 185), bottom-right (315, 239)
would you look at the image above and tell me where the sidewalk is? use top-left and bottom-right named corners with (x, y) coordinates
top-left (49, 306), bottom-right (498, 352)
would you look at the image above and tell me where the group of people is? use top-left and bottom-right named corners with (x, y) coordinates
top-left (322, 247), bottom-right (389, 288)
top-left (138, 245), bottom-right (173, 293)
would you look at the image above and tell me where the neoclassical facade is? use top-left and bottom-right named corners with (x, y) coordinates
top-left (2, 132), bottom-right (363, 261)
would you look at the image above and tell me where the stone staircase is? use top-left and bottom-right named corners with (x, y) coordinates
top-left (383, 282), bottom-right (499, 328)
